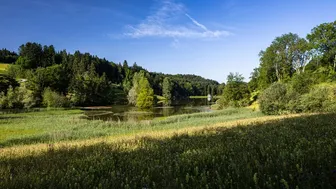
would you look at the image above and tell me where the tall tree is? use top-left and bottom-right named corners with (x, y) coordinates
top-left (41, 45), bottom-right (56, 67)
top-left (292, 38), bottom-right (313, 74)
top-left (17, 42), bottom-right (43, 69)
top-left (307, 20), bottom-right (336, 69)
top-left (136, 76), bottom-right (154, 109)
top-left (222, 73), bottom-right (249, 107)
top-left (162, 77), bottom-right (173, 106)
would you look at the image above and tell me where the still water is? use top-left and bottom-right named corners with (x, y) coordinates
top-left (84, 98), bottom-right (213, 122)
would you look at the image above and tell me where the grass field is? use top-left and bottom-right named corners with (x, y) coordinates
top-left (0, 63), bottom-right (9, 74)
top-left (0, 108), bottom-right (262, 147)
top-left (1, 109), bottom-right (336, 188)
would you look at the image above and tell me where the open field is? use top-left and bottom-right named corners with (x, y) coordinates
top-left (1, 109), bottom-right (336, 188)
top-left (0, 108), bottom-right (262, 147)
top-left (0, 63), bottom-right (9, 74)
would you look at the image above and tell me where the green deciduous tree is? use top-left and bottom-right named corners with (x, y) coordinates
top-left (307, 21), bottom-right (336, 70)
top-left (221, 73), bottom-right (249, 107)
top-left (0, 74), bottom-right (19, 94)
top-left (136, 76), bottom-right (154, 109)
top-left (162, 77), bottom-right (173, 106)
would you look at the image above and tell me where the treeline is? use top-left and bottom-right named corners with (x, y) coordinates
top-left (0, 49), bottom-right (18, 63)
top-left (0, 42), bottom-right (222, 109)
top-left (216, 20), bottom-right (336, 114)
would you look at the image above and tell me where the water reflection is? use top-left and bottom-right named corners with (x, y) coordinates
top-left (84, 98), bottom-right (213, 122)
top-left (84, 105), bottom-right (212, 122)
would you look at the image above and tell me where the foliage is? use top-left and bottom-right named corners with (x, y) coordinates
top-left (106, 84), bottom-right (128, 105)
top-left (42, 88), bottom-right (69, 108)
top-left (162, 77), bottom-right (173, 106)
top-left (0, 48), bottom-right (18, 63)
top-left (69, 64), bottom-right (111, 106)
top-left (0, 84), bottom-right (35, 109)
top-left (136, 76), bottom-right (154, 109)
top-left (16, 42), bottom-right (43, 69)
top-left (0, 74), bottom-right (19, 94)
top-left (260, 82), bottom-right (336, 115)
top-left (6, 64), bottom-right (32, 79)
top-left (0, 41), bottom-right (225, 107)
top-left (307, 20), bottom-right (336, 69)
top-left (288, 72), bottom-right (314, 94)
top-left (221, 72), bottom-right (249, 107)
top-left (259, 82), bottom-right (289, 115)
top-left (127, 71), bottom-right (145, 105)
top-left (299, 83), bottom-right (336, 112)
top-left (27, 64), bottom-right (69, 98)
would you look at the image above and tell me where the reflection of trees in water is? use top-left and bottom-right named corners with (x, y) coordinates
top-left (173, 98), bottom-right (208, 106)
top-left (124, 112), bottom-right (154, 121)
top-left (162, 108), bottom-right (175, 117)
top-left (85, 99), bottom-right (208, 122)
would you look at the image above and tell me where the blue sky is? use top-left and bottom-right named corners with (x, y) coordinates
top-left (1, 0), bottom-right (336, 83)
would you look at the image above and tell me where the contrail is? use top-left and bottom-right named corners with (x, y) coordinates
top-left (185, 13), bottom-right (208, 31)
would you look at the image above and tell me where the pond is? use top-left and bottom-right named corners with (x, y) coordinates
top-left (0, 98), bottom-right (215, 122)
top-left (83, 98), bottom-right (214, 122)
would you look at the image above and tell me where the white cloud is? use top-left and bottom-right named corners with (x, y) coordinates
top-left (124, 0), bottom-right (231, 39)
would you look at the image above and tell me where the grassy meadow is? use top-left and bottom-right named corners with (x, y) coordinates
top-left (0, 63), bottom-right (9, 74)
top-left (1, 109), bottom-right (336, 188)
top-left (0, 108), bottom-right (262, 147)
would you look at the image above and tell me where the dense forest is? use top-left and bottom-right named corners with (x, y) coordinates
top-left (1, 20), bottom-right (336, 112)
top-left (0, 44), bottom-right (222, 109)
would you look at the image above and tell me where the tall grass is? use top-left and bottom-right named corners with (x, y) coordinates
top-left (0, 108), bottom-right (262, 147)
top-left (1, 113), bottom-right (335, 188)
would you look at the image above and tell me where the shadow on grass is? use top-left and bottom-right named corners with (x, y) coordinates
top-left (0, 116), bottom-right (23, 120)
top-left (1, 113), bottom-right (336, 188)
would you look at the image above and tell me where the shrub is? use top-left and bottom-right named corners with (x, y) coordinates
top-left (259, 82), bottom-right (288, 115)
top-left (285, 90), bottom-right (302, 113)
top-left (42, 88), bottom-right (69, 108)
top-left (299, 84), bottom-right (336, 112)
top-left (289, 73), bottom-right (314, 94)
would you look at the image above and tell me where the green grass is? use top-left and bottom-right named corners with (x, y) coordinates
top-left (0, 63), bottom-right (9, 74)
top-left (1, 112), bottom-right (336, 188)
top-left (0, 63), bottom-right (9, 70)
top-left (0, 108), bottom-right (262, 147)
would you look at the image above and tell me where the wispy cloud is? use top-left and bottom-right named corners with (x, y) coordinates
top-left (124, 0), bottom-right (231, 39)
top-left (185, 13), bottom-right (208, 31)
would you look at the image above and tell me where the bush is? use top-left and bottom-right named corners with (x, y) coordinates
top-left (260, 82), bottom-right (336, 115)
top-left (42, 88), bottom-right (69, 108)
top-left (289, 73), bottom-right (314, 94)
top-left (259, 82), bottom-right (289, 115)
top-left (299, 84), bottom-right (336, 112)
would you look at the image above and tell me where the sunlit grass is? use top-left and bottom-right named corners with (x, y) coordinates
top-left (0, 108), bottom-right (262, 147)
top-left (0, 63), bottom-right (9, 74)
top-left (0, 63), bottom-right (9, 70)
top-left (1, 112), bottom-right (335, 188)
